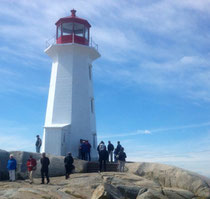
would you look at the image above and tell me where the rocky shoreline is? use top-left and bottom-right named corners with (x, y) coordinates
top-left (1, 149), bottom-right (210, 198)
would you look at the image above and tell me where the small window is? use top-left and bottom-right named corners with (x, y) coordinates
top-left (74, 23), bottom-right (84, 37)
top-left (91, 98), bottom-right (94, 113)
top-left (58, 25), bottom-right (61, 38)
top-left (89, 64), bottom-right (92, 80)
top-left (93, 133), bottom-right (96, 149)
top-left (62, 22), bottom-right (73, 36)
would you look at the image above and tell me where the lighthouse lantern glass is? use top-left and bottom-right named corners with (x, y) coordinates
top-left (74, 23), bottom-right (84, 37)
top-left (85, 27), bottom-right (88, 40)
top-left (58, 25), bottom-right (61, 38)
top-left (62, 23), bottom-right (73, 36)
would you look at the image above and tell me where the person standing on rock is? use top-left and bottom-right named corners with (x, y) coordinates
top-left (97, 141), bottom-right (108, 172)
top-left (118, 147), bottom-right (127, 172)
top-left (35, 135), bottom-right (42, 153)
top-left (86, 140), bottom-right (92, 161)
top-left (40, 153), bottom-right (50, 184)
top-left (114, 141), bottom-right (122, 162)
top-left (7, 154), bottom-right (17, 182)
top-left (108, 141), bottom-right (114, 162)
top-left (80, 140), bottom-right (87, 160)
top-left (26, 155), bottom-right (37, 184)
top-left (64, 152), bottom-right (74, 179)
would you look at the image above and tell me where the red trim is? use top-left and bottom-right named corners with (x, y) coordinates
top-left (56, 35), bottom-right (89, 45)
top-left (55, 17), bottom-right (91, 28)
top-left (55, 10), bottom-right (90, 45)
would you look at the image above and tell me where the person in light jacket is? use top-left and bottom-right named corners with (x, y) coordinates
top-left (7, 154), bottom-right (17, 182)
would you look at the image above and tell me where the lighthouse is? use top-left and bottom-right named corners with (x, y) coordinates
top-left (42, 9), bottom-right (100, 159)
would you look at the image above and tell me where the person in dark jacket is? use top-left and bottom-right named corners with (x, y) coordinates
top-left (107, 141), bottom-right (114, 162)
top-left (80, 140), bottom-right (87, 160)
top-left (35, 135), bottom-right (42, 153)
top-left (86, 141), bottom-right (92, 161)
top-left (40, 153), bottom-right (50, 184)
top-left (97, 141), bottom-right (108, 172)
top-left (114, 141), bottom-right (122, 162)
top-left (118, 147), bottom-right (127, 172)
top-left (64, 152), bottom-right (74, 179)
top-left (7, 154), bottom-right (17, 182)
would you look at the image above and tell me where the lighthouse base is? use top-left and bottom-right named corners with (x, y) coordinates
top-left (42, 124), bottom-right (98, 160)
top-left (42, 124), bottom-right (71, 156)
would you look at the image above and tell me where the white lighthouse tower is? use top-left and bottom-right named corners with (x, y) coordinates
top-left (42, 9), bottom-right (100, 159)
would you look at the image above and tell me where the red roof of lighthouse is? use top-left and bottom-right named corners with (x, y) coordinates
top-left (55, 9), bottom-right (91, 28)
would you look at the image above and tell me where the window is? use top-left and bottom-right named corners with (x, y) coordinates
top-left (91, 98), bottom-right (94, 113)
top-left (92, 133), bottom-right (96, 149)
top-left (58, 25), bottom-right (61, 38)
top-left (74, 23), bottom-right (84, 37)
top-left (89, 64), bottom-right (92, 80)
top-left (62, 22), bottom-right (73, 36)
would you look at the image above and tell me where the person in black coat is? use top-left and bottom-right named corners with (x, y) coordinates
top-left (118, 147), bottom-right (127, 172)
top-left (64, 152), bottom-right (74, 179)
top-left (114, 141), bottom-right (122, 162)
top-left (40, 153), bottom-right (50, 184)
top-left (97, 141), bottom-right (108, 172)
top-left (107, 141), bottom-right (114, 162)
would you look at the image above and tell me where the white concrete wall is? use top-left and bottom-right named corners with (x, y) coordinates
top-left (43, 43), bottom-right (100, 158)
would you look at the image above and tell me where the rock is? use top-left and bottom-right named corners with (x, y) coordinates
top-left (91, 183), bottom-right (123, 199)
top-left (127, 162), bottom-right (210, 198)
top-left (0, 150), bottom-right (88, 180)
top-left (137, 188), bottom-right (168, 199)
top-left (0, 150), bottom-right (9, 180)
top-left (163, 187), bottom-right (194, 199)
top-left (0, 172), bottom-right (209, 199)
top-left (116, 185), bottom-right (143, 199)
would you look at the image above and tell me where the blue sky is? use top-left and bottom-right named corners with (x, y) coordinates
top-left (1, 0), bottom-right (210, 176)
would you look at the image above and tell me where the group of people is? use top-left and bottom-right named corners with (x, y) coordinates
top-left (78, 139), bottom-right (92, 161)
top-left (97, 141), bottom-right (127, 172)
top-left (7, 152), bottom-right (75, 183)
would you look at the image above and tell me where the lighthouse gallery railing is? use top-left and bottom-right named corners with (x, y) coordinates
top-left (45, 35), bottom-right (98, 51)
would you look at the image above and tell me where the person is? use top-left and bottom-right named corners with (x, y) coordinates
top-left (7, 154), bottom-right (17, 182)
top-left (64, 152), bottom-right (74, 179)
top-left (97, 141), bottom-right (108, 172)
top-left (114, 141), bottom-right (122, 162)
top-left (107, 141), bottom-right (114, 162)
top-left (86, 141), bottom-right (92, 161)
top-left (40, 153), bottom-right (50, 184)
top-left (26, 155), bottom-right (37, 184)
top-left (80, 140), bottom-right (87, 160)
top-left (118, 147), bottom-right (127, 172)
top-left (35, 135), bottom-right (42, 153)
top-left (78, 139), bottom-right (83, 159)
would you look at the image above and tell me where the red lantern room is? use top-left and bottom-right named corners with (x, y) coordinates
top-left (55, 9), bottom-right (91, 45)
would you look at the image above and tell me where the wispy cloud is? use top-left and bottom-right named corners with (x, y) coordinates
top-left (98, 121), bottom-right (210, 139)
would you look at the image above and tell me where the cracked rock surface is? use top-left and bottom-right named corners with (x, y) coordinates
top-left (0, 170), bottom-right (209, 199)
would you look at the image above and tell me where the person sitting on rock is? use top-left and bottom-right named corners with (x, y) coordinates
top-left (7, 154), bottom-right (17, 182)
top-left (26, 155), bottom-right (37, 184)
top-left (64, 152), bottom-right (74, 179)
top-left (97, 141), bottom-right (108, 172)
top-left (40, 153), bottom-right (50, 184)
top-left (118, 147), bottom-right (127, 172)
